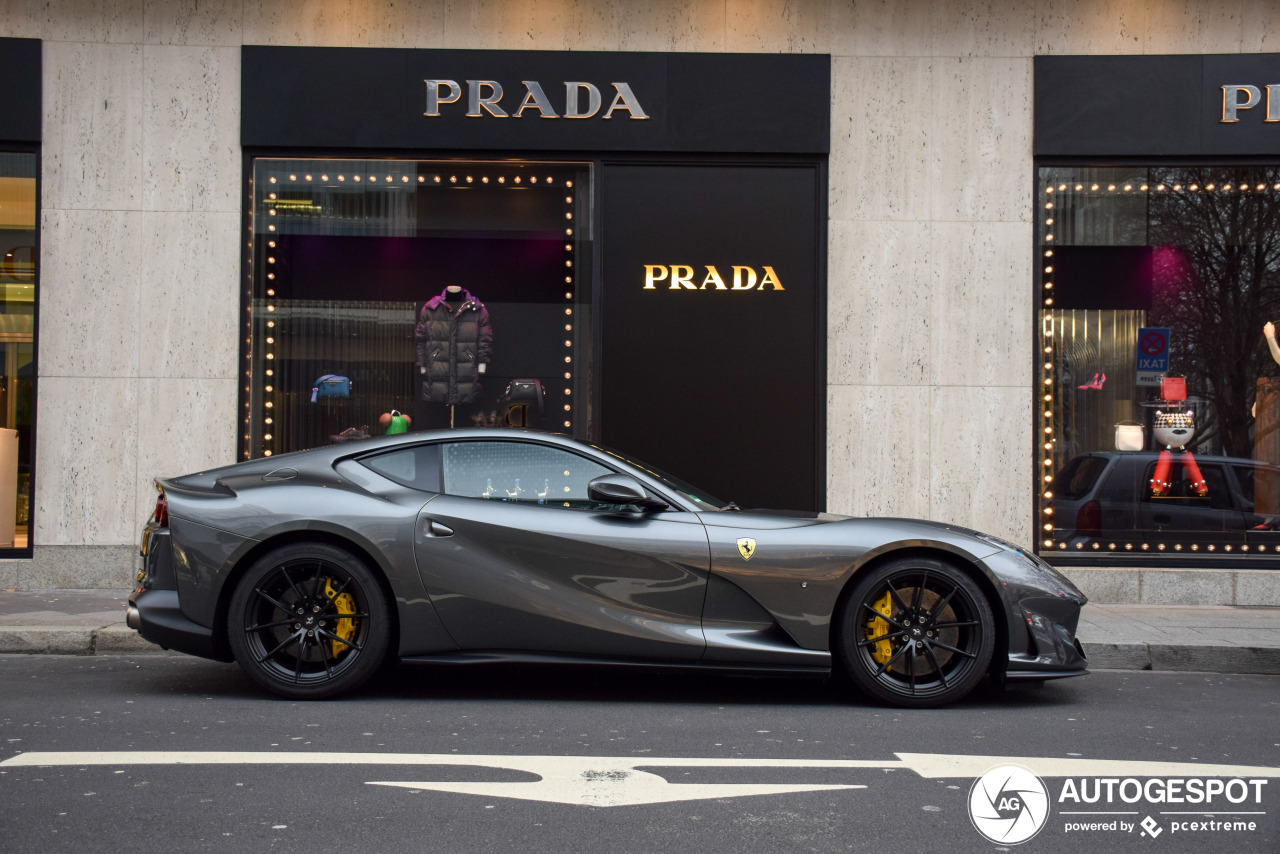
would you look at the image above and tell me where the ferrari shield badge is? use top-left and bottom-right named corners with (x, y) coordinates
top-left (736, 537), bottom-right (757, 561)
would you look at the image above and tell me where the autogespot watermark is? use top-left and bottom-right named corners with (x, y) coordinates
top-left (968, 766), bottom-right (1269, 844)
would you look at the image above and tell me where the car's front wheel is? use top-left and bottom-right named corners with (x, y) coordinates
top-left (836, 557), bottom-right (995, 708)
top-left (227, 542), bottom-right (392, 699)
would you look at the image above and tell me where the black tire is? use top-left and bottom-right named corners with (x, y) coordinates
top-left (836, 557), bottom-right (995, 708)
top-left (227, 542), bottom-right (392, 700)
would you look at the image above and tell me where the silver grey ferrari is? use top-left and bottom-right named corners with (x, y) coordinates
top-left (128, 429), bottom-right (1087, 707)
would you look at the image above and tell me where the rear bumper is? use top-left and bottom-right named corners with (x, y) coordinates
top-left (127, 588), bottom-right (231, 662)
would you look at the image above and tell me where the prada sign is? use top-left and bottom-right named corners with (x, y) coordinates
top-left (643, 264), bottom-right (784, 291)
top-left (242, 46), bottom-right (830, 154)
top-left (424, 79), bottom-right (648, 120)
top-left (1221, 84), bottom-right (1280, 123)
top-left (1035, 54), bottom-right (1280, 157)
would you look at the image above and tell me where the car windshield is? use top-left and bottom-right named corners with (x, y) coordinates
top-left (1050, 455), bottom-right (1110, 500)
top-left (589, 443), bottom-right (726, 511)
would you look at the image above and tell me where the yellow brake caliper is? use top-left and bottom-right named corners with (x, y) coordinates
top-left (865, 590), bottom-right (895, 668)
top-left (325, 578), bottom-right (358, 657)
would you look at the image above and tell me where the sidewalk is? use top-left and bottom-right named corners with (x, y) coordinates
top-left (0, 589), bottom-right (1278, 675)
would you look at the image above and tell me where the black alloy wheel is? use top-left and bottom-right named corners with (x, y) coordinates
top-left (227, 542), bottom-right (392, 699)
top-left (837, 557), bottom-right (995, 708)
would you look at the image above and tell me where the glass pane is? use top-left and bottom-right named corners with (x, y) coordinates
top-left (244, 159), bottom-right (593, 459)
top-left (1037, 167), bottom-right (1280, 558)
top-left (0, 153), bottom-right (35, 550)
top-left (442, 441), bottom-right (611, 509)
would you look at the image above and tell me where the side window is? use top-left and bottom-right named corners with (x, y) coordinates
top-left (359, 444), bottom-right (441, 492)
top-left (1142, 459), bottom-right (1231, 510)
top-left (442, 442), bottom-right (614, 510)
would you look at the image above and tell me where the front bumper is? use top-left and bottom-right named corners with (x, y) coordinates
top-left (980, 549), bottom-right (1090, 682)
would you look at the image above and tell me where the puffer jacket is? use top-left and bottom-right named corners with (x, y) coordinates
top-left (414, 288), bottom-right (494, 405)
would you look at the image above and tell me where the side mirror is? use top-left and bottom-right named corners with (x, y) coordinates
top-left (588, 473), bottom-right (667, 510)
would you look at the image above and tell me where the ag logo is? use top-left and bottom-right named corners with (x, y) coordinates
top-left (968, 764), bottom-right (1050, 845)
top-left (736, 538), bottom-right (756, 560)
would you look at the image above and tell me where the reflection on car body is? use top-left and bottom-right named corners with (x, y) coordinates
top-left (129, 429), bottom-right (1087, 708)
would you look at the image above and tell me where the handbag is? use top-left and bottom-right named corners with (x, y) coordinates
top-left (311, 374), bottom-right (351, 402)
top-left (1161, 376), bottom-right (1187, 401)
top-left (1115, 421), bottom-right (1144, 451)
top-left (500, 378), bottom-right (545, 414)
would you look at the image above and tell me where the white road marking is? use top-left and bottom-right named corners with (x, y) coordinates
top-left (4, 751), bottom-right (1278, 808)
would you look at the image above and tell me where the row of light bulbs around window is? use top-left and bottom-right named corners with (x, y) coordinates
top-left (268, 173), bottom-right (574, 187)
top-left (1046, 181), bottom-right (1280, 194)
top-left (247, 199), bottom-right (580, 454)
top-left (1047, 540), bottom-right (1270, 553)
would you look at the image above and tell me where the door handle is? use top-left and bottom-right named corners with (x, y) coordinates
top-left (425, 520), bottom-right (454, 537)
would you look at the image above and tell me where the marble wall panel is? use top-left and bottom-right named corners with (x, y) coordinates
top-left (42, 40), bottom-right (143, 212)
top-left (39, 208), bottom-right (142, 378)
top-left (827, 219), bottom-right (932, 387)
top-left (1140, 0), bottom-right (1244, 55)
top-left (143, 0), bottom-right (242, 46)
top-left (828, 384), bottom-right (930, 519)
top-left (39, 0), bottom-right (144, 43)
top-left (565, 0), bottom-right (725, 52)
top-left (440, 0), bottom-right (570, 51)
top-left (242, 0), bottom-right (447, 48)
top-left (1240, 0), bottom-right (1275, 52)
top-left (1034, 0), bottom-right (1145, 55)
top-left (0, 0), bottom-right (43, 38)
top-left (33, 376), bottom-right (139, 546)
top-left (927, 384), bottom-right (1033, 545)
top-left (929, 57), bottom-right (1031, 223)
top-left (826, 0), bottom-right (934, 58)
top-left (932, 0), bottom-right (1035, 58)
top-left (138, 211), bottom-right (240, 379)
top-left (142, 45), bottom-right (240, 213)
top-left (726, 0), bottom-right (828, 53)
top-left (134, 377), bottom-right (238, 530)
top-left (929, 221), bottom-right (1033, 388)
top-left (828, 56), bottom-right (932, 223)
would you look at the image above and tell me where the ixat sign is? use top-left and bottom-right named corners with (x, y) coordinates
top-left (425, 79), bottom-right (649, 120)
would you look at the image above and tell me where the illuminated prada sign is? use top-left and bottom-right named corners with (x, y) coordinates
top-left (425, 79), bottom-right (649, 120)
top-left (1221, 84), bottom-right (1280, 122)
top-left (643, 265), bottom-right (784, 291)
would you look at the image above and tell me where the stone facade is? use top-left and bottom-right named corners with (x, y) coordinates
top-left (0, 0), bottom-right (1269, 587)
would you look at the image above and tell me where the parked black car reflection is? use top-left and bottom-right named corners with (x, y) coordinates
top-left (1048, 451), bottom-right (1280, 551)
top-left (128, 429), bottom-right (1087, 707)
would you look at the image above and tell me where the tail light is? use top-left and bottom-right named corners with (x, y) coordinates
top-left (1076, 500), bottom-right (1101, 539)
top-left (153, 490), bottom-right (169, 528)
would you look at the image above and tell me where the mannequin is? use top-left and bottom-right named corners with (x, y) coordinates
top-left (1255, 322), bottom-right (1280, 514)
top-left (1150, 403), bottom-right (1207, 498)
top-left (413, 284), bottom-right (494, 428)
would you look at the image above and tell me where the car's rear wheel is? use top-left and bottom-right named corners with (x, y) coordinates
top-left (227, 542), bottom-right (391, 699)
top-left (836, 557), bottom-right (994, 708)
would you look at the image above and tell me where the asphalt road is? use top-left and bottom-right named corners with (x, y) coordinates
top-left (1, 655), bottom-right (1277, 853)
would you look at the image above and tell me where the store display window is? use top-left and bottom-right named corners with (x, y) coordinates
top-left (244, 158), bottom-right (592, 458)
top-left (0, 152), bottom-right (34, 551)
top-left (1037, 166), bottom-right (1280, 559)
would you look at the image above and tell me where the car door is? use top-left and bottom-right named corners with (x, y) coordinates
top-left (412, 439), bottom-right (711, 660)
top-left (1138, 459), bottom-right (1245, 545)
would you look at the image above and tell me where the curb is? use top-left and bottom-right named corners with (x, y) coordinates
top-left (0, 624), bottom-right (171, 656)
top-left (1, 628), bottom-right (1277, 675)
top-left (1081, 641), bottom-right (1280, 675)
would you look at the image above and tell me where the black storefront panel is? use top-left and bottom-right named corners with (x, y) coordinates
top-left (600, 163), bottom-right (821, 512)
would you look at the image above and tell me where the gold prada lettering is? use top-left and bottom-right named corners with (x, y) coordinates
top-left (425, 79), bottom-right (648, 120)
top-left (467, 80), bottom-right (507, 117)
top-left (1221, 83), bottom-right (1280, 123)
top-left (513, 81), bottom-right (559, 118)
top-left (642, 265), bottom-right (784, 292)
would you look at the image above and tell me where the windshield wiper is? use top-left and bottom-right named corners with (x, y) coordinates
top-left (720, 501), bottom-right (742, 512)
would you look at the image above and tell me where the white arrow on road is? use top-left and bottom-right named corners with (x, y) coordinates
top-left (4, 751), bottom-right (1279, 808)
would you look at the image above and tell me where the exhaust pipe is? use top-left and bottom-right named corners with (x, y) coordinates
top-left (125, 604), bottom-right (141, 631)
